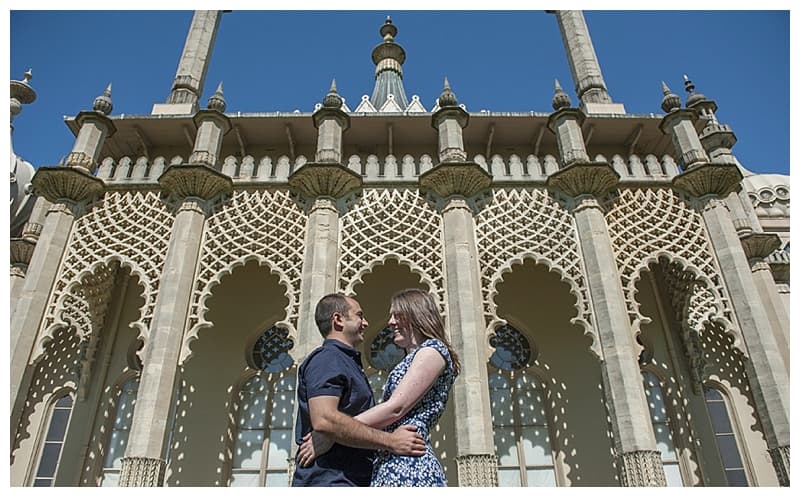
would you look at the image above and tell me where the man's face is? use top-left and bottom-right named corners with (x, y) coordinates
top-left (338, 297), bottom-right (369, 348)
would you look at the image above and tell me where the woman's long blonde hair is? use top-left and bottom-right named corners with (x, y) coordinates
top-left (390, 288), bottom-right (461, 376)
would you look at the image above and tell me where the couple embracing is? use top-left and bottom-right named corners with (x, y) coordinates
top-left (291, 289), bottom-right (460, 487)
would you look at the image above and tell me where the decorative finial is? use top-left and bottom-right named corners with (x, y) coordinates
top-left (92, 82), bottom-right (113, 115)
top-left (11, 68), bottom-right (37, 119)
top-left (207, 81), bottom-right (226, 112)
top-left (552, 78), bottom-right (572, 110)
top-left (438, 77), bottom-right (458, 107)
top-left (322, 78), bottom-right (343, 109)
top-left (23, 69), bottom-right (32, 85)
top-left (660, 81), bottom-right (681, 113)
top-left (682, 73), bottom-right (707, 108)
top-left (380, 16), bottom-right (398, 41)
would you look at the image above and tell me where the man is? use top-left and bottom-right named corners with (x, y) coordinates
top-left (292, 293), bottom-right (426, 486)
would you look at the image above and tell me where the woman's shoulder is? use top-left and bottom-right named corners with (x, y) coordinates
top-left (419, 339), bottom-right (451, 364)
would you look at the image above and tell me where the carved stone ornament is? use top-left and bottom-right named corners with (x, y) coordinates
top-left (119, 456), bottom-right (166, 487)
top-left (739, 232), bottom-right (782, 260)
top-left (31, 166), bottom-right (105, 204)
top-left (9, 237), bottom-right (36, 266)
top-left (419, 161), bottom-right (492, 198)
top-left (618, 450), bottom-right (667, 486)
top-left (288, 161), bottom-right (362, 199)
top-left (74, 110), bottom-right (117, 138)
top-left (455, 454), bottom-right (499, 486)
top-left (671, 162), bottom-right (742, 198)
top-left (768, 444), bottom-right (790, 487)
top-left (545, 160), bottom-right (619, 198)
top-left (157, 163), bottom-right (233, 201)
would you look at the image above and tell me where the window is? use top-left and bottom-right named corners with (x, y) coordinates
top-left (489, 325), bottom-right (556, 486)
top-left (367, 325), bottom-right (405, 401)
top-left (232, 326), bottom-right (295, 486)
top-left (641, 371), bottom-right (683, 486)
top-left (101, 377), bottom-right (140, 487)
top-left (33, 393), bottom-right (74, 486)
top-left (704, 388), bottom-right (748, 486)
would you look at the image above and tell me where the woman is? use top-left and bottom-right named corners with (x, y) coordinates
top-left (298, 288), bottom-right (460, 486)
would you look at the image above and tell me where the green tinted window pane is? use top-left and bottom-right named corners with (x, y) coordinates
top-left (104, 430), bottom-right (129, 468)
top-left (490, 388), bottom-right (514, 426)
top-left (230, 471), bottom-right (260, 487)
top-left (493, 427), bottom-right (519, 466)
top-left (497, 468), bottom-right (521, 486)
top-left (36, 443), bottom-right (61, 477)
top-left (521, 427), bottom-right (552, 466)
top-left (664, 463), bottom-right (683, 486)
top-left (707, 402), bottom-right (733, 434)
top-left (266, 470), bottom-right (289, 487)
top-left (488, 373), bottom-right (510, 389)
top-left (238, 393), bottom-right (268, 429)
top-left (716, 434), bottom-right (744, 469)
top-left (725, 469), bottom-right (748, 487)
top-left (705, 389), bottom-right (723, 401)
top-left (267, 429), bottom-right (292, 469)
top-left (653, 424), bottom-right (677, 460)
top-left (33, 478), bottom-right (52, 487)
top-left (526, 468), bottom-right (557, 487)
top-left (101, 471), bottom-right (120, 487)
top-left (46, 409), bottom-right (70, 441)
top-left (270, 392), bottom-right (294, 428)
top-left (233, 430), bottom-right (264, 469)
top-left (55, 395), bottom-right (73, 408)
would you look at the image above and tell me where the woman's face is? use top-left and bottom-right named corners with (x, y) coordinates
top-left (388, 312), bottom-right (415, 350)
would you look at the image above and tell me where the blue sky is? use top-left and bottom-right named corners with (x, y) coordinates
top-left (8, 7), bottom-right (792, 175)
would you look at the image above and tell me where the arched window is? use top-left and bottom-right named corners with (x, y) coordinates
top-left (704, 388), bottom-right (748, 486)
top-left (32, 392), bottom-right (74, 486)
top-left (488, 325), bottom-right (556, 486)
top-left (367, 325), bottom-right (405, 400)
top-left (641, 371), bottom-right (683, 486)
top-left (231, 326), bottom-right (295, 487)
top-left (101, 377), bottom-right (140, 487)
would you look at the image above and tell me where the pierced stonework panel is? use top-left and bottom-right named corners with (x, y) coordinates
top-left (39, 191), bottom-right (174, 360)
top-left (186, 189), bottom-right (307, 358)
top-left (605, 188), bottom-right (740, 352)
top-left (339, 188), bottom-right (444, 308)
top-left (474, 188), bottom-right (597, 357)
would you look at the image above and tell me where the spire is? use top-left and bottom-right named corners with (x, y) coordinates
top-left (660, 81), bottom-right (681, 113)
top-left (438, 77), bottom-right (458, 107)
top-left (206, 81), bottom-right (226, 112)
top-left (370, 16), bottom-right (410, 110)
top-left (92, 83), bottom-right (113, 115)
top-left (322, 79), bottom-right (344, 109)
top-left (552, 79), bottom-right (572, 110)
top-left (154, 10), bottom-right (225, 114)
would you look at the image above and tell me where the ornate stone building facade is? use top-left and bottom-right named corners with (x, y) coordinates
top-left (10, 11), bottom-right (789, 487)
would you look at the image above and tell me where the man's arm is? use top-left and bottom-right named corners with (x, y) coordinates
top-left (308, 395), bottom-right (425, 455)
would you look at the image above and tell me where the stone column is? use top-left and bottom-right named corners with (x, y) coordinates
top-left (120, 88), bottom-right (233, 486)
top-left (420, 80), bottom-right (496, 486)
top-left (166, 11), bottom-right (224, 109)
top-left (546, 83), bottom-right (666, 486)
top-left (10, 87), bottom-right (112, 445)
top-left (10, 196), bottom-right (49, 325)
top-left (661, 85), bottom-right (790, 485)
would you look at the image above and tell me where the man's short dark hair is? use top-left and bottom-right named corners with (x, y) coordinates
top-left (315, 293), bottom-right (352, 337)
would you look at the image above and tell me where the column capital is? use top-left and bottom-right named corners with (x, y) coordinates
top-left (455, 454), bottom-right (498, 486)
top-left (419, 161), bottom-right (492, 199)
top-left (119, 456), bottom-right (166, 486)
top-left (546, 160), bottom-right (619, 198)
top-left (31, 166), bottom-right (105, 205)
top-left (157, 163), bottom-right (233, 202)
top-left (10, 237), bottom-right (36, 267)
top-left (288, 162), bottom-right (362, 200)
top-left (671, 162), bottom-right (742, 198)
top-left (739, 232), bottom-right (782, 260)
top-left (768, 444), bottom-right (790, 486)
top-left (618, 450), bottom-right (666, 486)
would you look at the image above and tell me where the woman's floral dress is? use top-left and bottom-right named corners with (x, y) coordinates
top-left (371, 338), bottom-right (455, 486)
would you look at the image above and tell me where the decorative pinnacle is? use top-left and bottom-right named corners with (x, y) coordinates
top-left (92, 83), bottom-right (113, 115)
top-left (207, 81), bottom-right (227, 112)
top-left (22, 69), bottom-right (33, 85)
top-left (682, 73), bottom-right (707, 108)
top-left (11, 69), bottom-right (37, 119)
top-left (322, 79), bottom-right (343, 109)
top-left (660, 81), bottom-right (681, 113)
top-left (380, 16), bottom-right (398, 41)
top-left (552, 79), bottom-right (572, 110)
top-left (438, 77), bottom-right (458, 107)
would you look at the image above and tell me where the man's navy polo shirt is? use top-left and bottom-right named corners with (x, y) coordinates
top-left (292, 338), bottom-right (376, 487)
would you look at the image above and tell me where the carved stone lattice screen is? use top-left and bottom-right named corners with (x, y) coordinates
top-left (474, 188), bottom-right (598, 358)
top-left (339, 188), bottom-right (444, 309)
top-left (185, 189), bottom-right (307, 361)
top-left (604, 188), bottom-right (741, 350)
top-left (38, 191), bottom-right (174, 361)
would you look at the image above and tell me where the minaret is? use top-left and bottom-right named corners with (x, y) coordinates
top-left (370, 17), bottom-right (410, 111)
top-left (10, 69), bottom-right (37, 235)
top-left (549, 10), bottom-right (625, 114)
top-left (151, 10), bottom-right (225, 115)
